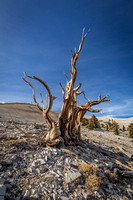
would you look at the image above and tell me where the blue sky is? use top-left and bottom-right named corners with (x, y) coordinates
top-left (0, 0), bottom-right (133, 118)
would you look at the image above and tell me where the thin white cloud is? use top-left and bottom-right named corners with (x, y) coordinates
top-left (107, 114), bottom-right (133, 118)
top-left (0, 101), bottom-right (5, 104)
top-left (102, 99), bottom-right (133, 117)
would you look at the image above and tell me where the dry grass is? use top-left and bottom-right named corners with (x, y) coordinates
top-left (79, 162), bottom-right (97, 173)
top-left (3, 139), bottom-right (28, 146)
top-left (105, 169), bottom-right (118, 183)
top-left (78, 162), bottom-right (103, 191)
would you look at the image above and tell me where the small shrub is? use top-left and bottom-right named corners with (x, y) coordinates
top-left (106, 124), bottom-right (109, 131)
top-left (78, 162), bottom-right (103, 192)
top-left (82, 118), bottom-right (89, 126)
top-left (101, 123), bottom-right (105, 128)
top-left (107, 120), bottom-right (119, 131)
top-left (122, 125), bottom-right (126, 132)
top-left (34, 123), bottom-right (40, 129)
top-left (105, 169), bottom-right (118, 183)
top-left (86, 115), bottom-right (100, 130)
top-left (79, 162), bottom-right (97, 173)
top-left (114, 124), bottom-right (119, 135)
top-left (106, 120), bottom-right (112, 130)
top-left (128, 123), bottom-right (133, 138)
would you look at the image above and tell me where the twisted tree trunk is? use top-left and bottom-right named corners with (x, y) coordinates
top-left (23, 29), bottom-right (111, 146)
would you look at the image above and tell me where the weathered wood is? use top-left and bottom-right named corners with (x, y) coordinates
top-left (115, 160), bottom-right (133, 171)
top-left (116, 146), bottom-right (132, 158)
top-left (122, 170), bottom-right (133, 177)
top-left (22, 29), bottom-right (111, 146)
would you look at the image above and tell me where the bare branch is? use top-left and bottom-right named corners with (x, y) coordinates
top-left (71, 49), bottom-right (73, 57)
top-left (64, 73), bottom-right (69, 83)
top-left (98, 94), bottom-right (101, 101)
top-left (40, 92), bottom-right (45, 110)
top-left (12, 121), bottom-right (46, 144)
top-left (83, 28), bottom-right (91, 38)
top-left (73, 83), bottom-right (82, 92)
top-left (60, 82), bottom-right (65, 99)
top-left (88, 95), bottom-right (111, 107)
top-left (75, 94), bottom-right (110, 116)
top-left (79, 106), bottom-right (102, 113)
top-left (53, 96), bottom-right (57, 100)
top-left (70, 70), bottom-right (73, 76)
top-left (76, 91), bottom-right (87, 101)
top-left (82, 27), bottom-right (85, 38)
top-left (100, 95), bottom-right (110, 102)
top-left (22, 76), bottom-right (43, 112)
top-left (72, 28), bottom-right (91, 66)
top-left (23, 72), bottom-right (54, 129)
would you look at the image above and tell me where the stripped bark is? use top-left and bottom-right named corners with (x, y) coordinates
top-left (23, 29), bottom-right (111, 146)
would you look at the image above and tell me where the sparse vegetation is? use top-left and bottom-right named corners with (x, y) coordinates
top-left (106, 120), bottom-right (119, 131)
top-left (101, 123), bottom-right (105, 128)
top-left (122, 125), bottom-right (126, 132)
top-left (128, 123), bottom-right (133, 138)
top-left (105, 169), bottom-right (118, 183)
top-left (86, 115), bottom-right (100, 130)
top-left (105, 120), bottom-right (120, 135)
top-left (78, 162), bottom-right (103, 192)
top-left (34, 123), bottom-right (40, 129)
top-left (106, 124), bottom-right (109, 131)
top-left (106, 120), bottom-right (112, 130)
top-left (114, 124), bottom-right (119, 135)
top-left (82, 118), bottom-right (89, 126)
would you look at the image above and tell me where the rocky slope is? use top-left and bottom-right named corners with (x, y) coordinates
top-left (0, 103), bottom-right (133, 200)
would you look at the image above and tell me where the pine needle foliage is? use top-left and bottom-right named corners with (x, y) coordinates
top-left (82, 118), bottom-right (89, 126)
top-left (128, 123), bottom-right (133, 138)
top-left (86, 115), bottom-right (100, 130)
top-left (114, 124), bottom-right (119, 135)
top-left (107, 120), bottom-right (119, 131)
top-left (122, 125), bottom-right (126, 132)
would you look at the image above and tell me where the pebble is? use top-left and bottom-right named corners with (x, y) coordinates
top-left (60, 196), bottom-right (70, 200)
top-left (65, 169), bottom-right (82, 184)
top-left (0, 184), bottom-right (6, 196)
top-left (82, 189), bottom-right (88, 199)
top-left (0, 159), bottom-right (13, 166)
top-left (23, 190), bottom-right (30, 197)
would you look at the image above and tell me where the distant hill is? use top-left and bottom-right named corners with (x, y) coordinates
top-left (84, 115), bottom-right (133, 129)
top-left (0, 103), bottom-right (132, 128)
top-left (0, 103), bottom-right (58, 123)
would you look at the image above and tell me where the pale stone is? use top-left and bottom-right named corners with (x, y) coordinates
top-left (0, 184), bottom-right (6, 196)
top-left (65, 169), bottom-right (81, 184)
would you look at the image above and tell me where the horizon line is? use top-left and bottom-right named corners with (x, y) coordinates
top-left (0, 102), bottom-right (133, 119)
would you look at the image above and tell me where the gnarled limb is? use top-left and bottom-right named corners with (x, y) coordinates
top-left (68, 94), bottom-right (111, 142)
top-left (58, 29), bottom-right (91, 141)
top-left (23, 72), bottom-right (61, 145)
top-left (22, 75), bottom-right (43, 112)
top-left (22, 28), bottom-right (111, 146)
top-left (12, 121), bottom-right (47, 145)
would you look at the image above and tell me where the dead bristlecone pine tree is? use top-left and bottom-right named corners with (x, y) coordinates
top-left (22, 29), bottom-right (111, 146)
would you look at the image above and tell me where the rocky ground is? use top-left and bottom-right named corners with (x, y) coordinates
top-left (0, 103), bottom-right (133, 200)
